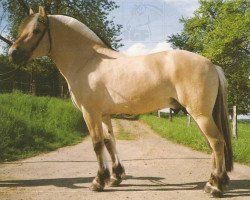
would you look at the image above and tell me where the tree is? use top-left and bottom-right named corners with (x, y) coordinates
top-left (168, 0), bottom-right (250, 114)
top-left (0, 1), bottom-right (12, 51)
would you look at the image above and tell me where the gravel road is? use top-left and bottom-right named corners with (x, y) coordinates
top-left (0, 119), bottom-right (249, 200)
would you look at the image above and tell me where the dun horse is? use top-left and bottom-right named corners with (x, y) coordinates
top-left (9, 7), bottom-right (233, 197)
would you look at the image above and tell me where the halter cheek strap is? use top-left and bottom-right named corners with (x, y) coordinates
top-left (30, 15), bottom-right (52, 55)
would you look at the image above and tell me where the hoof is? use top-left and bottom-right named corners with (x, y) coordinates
top-left (204, 183), bottom-right (212, 194)
top-left (204, 182), bottom-right (223, 198)
top-left (109, 176), bottom-right (123, 187)
top-left (90, 168), bottom-right (110, 192)
top-left (211, 189), bottom-right (223, 198)
top-left (90, 181), bottom-right (104, 192)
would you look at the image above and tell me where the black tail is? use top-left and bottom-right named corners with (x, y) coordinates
top-left (213, 66), bottom-right (233, 172)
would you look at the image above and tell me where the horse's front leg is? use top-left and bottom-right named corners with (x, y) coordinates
top-left (102, 115), bottom-right (126, 186)
top-left (82, 110), bottom-right (110, 191)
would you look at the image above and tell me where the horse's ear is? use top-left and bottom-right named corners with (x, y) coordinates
top-left (29, 8), bottom-right (34, 15)
top-left (39, 6), bottom-right (46, 17)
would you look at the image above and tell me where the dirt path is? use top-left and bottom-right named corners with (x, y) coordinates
top-left (0, 119), bottom-right (250, 200)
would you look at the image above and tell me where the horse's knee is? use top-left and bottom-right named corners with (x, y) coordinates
top-left (93, 141), bottom-right (104, 154)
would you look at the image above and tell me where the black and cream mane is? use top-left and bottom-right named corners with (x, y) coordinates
top-left (20, 14), bottom-right (116, 51)
top-left (52, 15), bottom-right (115, 51)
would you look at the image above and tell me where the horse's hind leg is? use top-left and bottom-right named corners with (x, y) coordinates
top-left (191, 114), bottom-right (229, 197)
top-left (82, 110), bottom-right (110, 191)
top-left (102, 115), bottom-right (126, 186)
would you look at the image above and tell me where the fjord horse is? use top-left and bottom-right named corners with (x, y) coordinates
top-left (9, 7), bottom-right (233, 197)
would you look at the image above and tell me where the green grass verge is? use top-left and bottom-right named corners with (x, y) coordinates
top-left (232, 121), bottom-right (250, 164)
top-left (0, 91), bottom-right (87, 162)
top-left (140, 114), bottom-right (250, 165)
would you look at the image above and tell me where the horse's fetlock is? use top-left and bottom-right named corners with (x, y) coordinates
top-left (97, 168), bottom-right (110, 183)
top-left (112, 162), bottom-right (125, 176)
top-left (109, 162), bottom-right (125, 187)
top-left (220, 172), bottom-right (230, 186)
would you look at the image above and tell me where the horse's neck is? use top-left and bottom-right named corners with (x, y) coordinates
top-left (48, 15), bottom-right (109, 78)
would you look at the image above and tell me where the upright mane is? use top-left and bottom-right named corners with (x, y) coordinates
top-left (51, 15), bottom-right (115, 50)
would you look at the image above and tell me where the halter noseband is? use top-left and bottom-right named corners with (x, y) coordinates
top-left (30, 15), bottom-right (52, 55)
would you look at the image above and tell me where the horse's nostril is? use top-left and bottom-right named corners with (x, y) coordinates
top-left (9, 47), bottom-right (20, 58)
top-left (11, 48), bottom-right (25, 59)
top-left (9, 47), bottom-right (28, 65)
top-left (11, 49), bottom-right (18, 57)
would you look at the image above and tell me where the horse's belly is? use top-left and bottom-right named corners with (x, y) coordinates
top-left (103, 93), bottom-right (174, 115)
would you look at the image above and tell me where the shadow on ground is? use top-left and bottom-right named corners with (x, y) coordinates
top-left (0, 177), bottom-right (92, 189)
top-left (0, 175), bottom-right (249, 198)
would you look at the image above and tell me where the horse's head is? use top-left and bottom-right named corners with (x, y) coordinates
top-left (8, 6), bottom-right (51, 65)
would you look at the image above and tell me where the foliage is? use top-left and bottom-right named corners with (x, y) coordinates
top-left (0, 55), bottom-right (17, 92)
top-left (0, 55), bottom-right (66, 96)
top-left (140, 114), bottom-right (250, 165)
top-left (168, 0), bottom-right (250, 114)
top-left (0, 91), bottom-right (87, 161)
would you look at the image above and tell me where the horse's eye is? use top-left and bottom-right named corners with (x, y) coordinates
top-left (33, 28), bottom-right (41, 35)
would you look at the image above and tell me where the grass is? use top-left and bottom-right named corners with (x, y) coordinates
top-left (114, 119), bottom-right (136, 140)
top-left (232, 121), bottom-right (250, 164)
top-left (140, 114), bottom-right (250, 165)
top-left (0, 91), bottom-right (87, 162)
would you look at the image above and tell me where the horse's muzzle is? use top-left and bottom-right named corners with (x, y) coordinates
top-left (8, 47), bottom-right (29, 65)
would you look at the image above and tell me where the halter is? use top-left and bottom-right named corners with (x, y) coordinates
top-left (30, 15), bottom-right (52, 55)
